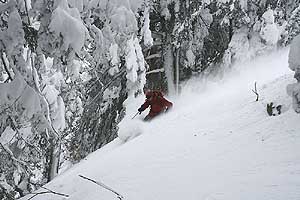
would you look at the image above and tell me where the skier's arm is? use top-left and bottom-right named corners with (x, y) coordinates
top-left (138, 99), bottom-right (151, 113)
top-left (162, 98), bottom-right (173, 109)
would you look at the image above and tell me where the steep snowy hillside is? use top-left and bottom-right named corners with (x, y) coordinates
top-left (21, 49), bottom-right (300, 200)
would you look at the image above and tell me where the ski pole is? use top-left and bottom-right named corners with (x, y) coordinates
top-left (132, 112), bottom-right (139, 119)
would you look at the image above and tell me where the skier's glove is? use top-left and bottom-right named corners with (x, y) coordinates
top-left (165, 107), bottom-right (171, 113)
top-left (138, 108), bottom-right (142, 114)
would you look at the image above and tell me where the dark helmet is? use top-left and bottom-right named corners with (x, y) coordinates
top-left (145, 90), bottom-right (163, 99)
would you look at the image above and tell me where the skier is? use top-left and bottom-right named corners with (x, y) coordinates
top-left (138, 90), bottom-right (173, 121)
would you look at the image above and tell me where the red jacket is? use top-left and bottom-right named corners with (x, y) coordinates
top-left (138, 91), bottom-right (173, 117)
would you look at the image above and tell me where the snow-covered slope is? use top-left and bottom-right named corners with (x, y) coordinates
top-left (21, 49), bottom-right (300, 200)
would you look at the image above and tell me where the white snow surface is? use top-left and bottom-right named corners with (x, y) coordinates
top-left (21, 49), bottom-right (300, 200)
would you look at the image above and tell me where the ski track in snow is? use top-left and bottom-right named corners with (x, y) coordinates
top-left (21, 49), bottom-right (300, 200)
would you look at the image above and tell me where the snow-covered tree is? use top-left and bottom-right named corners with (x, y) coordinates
top-left (219, 1), bottom-right (284, 70)
top-left (260, 9), bottom-right (280, 47)
top-left (145, 0), bottom-right (213, 94)
top-left (284, 4), bottom-right (300, 44)
top-left (0, 0), bottom-right (299, 198)
top-left (1, 0), bottom-right (94, 197)
top-left (287, 34), bottom-right (300, 113)
top-left (67, 0), bottom-right (148, 161)
top-left (145, 0), bottom-right (297, 93)
top-left (174, 2), bottom-right (213, 79)
top-left (0, 1), bottom-right (57, 198)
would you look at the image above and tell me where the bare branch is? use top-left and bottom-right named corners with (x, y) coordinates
top-left (27, 186), bottom-right (69, 200)
top-left (41, 186), bottom-right (69, 197)
top-left (78, 174), bottom-right (124, 200)
top-left (252, 82), bottom-right (259, 101)
top-left (27, 192), bottom-right (48, 200)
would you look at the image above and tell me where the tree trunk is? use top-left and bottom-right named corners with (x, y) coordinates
top-left (48, 139), bottom-right (60, 181)
top-left (163, 34), bottom-right (176, 96)
top-left (175, 48), bottom-right (180, 95)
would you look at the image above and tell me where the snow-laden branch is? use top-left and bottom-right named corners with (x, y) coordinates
top-left (0, 0), bottom-right (15, 14)
top-left (0, 84), bottom-right (28, 116)
top-left (87, 68), bottom-right (126, 106)
top-left (0, 142), bottom-right (30, 175)
top-left (145, 53), bottom-right (161, 60)
top-left (146, 68), bottom-right (165, 75)
top-left (8, 116), bottom-right (44, 155)
top-left (23, 0), bottom-right (31, 25)
top-left (1, 53), bottom-right (13, 81)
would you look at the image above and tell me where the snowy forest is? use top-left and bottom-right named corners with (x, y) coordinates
top-left (0, 0), bottom-right (300, 199)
